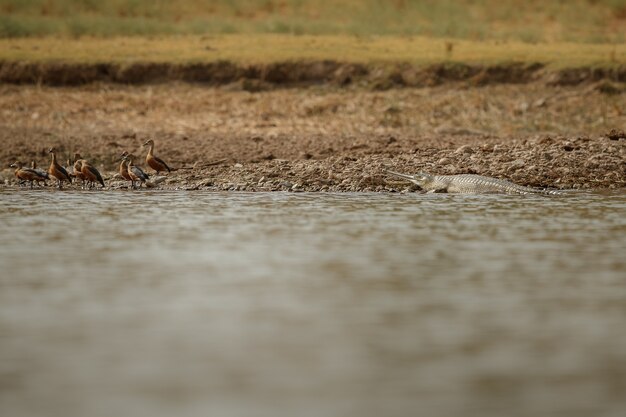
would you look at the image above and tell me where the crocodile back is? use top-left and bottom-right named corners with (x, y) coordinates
top-left (435, 174), bottom-right (560, 195)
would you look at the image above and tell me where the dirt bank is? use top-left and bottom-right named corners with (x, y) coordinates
top-left (0, 83), bottom-right (624, 192)
top-left (1, 60), bottom-right (626, 89)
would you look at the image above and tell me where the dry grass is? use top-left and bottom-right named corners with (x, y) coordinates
top-left (1, 35), bottom-right (624, 68)
top-left (1, 0), bottom-right (625, 43)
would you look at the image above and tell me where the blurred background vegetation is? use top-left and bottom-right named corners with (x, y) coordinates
top-left (1, 0), bottom-right (625, 42)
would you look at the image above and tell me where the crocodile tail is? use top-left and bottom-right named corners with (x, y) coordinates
top-left (541, 188), bottom-right (563, 196)
top-left (502, 183), bottom-right (563, 195)
top-left (526, 186), bottom-right (563, 196)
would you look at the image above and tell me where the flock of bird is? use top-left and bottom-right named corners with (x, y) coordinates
top-left (10, 139), bottom-right (172, 190)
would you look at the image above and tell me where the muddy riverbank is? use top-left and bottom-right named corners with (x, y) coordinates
top-left (1, 83), bottom-right (624, 191)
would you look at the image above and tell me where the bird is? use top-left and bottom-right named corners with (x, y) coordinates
top-left (124, 154), bottom-right (149, 189)
top-left (143, 139), bottom-right (172, 174)
top-left (30, 160), bottom-right (50, 186)
top-left (119, 151), bottom-right (133, 187)
top-left (11, 161), bottom-right (49, 188)
top-left (80, 160), bottom-right (105, 189)
top-left (48, 147), bottom-right (72, 189)
top-left (65, 159), bottom-right (75, 178)
top-left (73, 153), bottom-right (87, 189)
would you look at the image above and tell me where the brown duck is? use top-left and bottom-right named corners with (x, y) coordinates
top-left (65, 159), bottom-right (76, 178)
top-left (124, 154), bottom-right (150, 189)
top-left (11, 161), bottom-right (49, 188)
top-left (30, 160), bottom-right (50, 186)
top-left (48, 147), bottom-right (72, 189)
top-left (143, 139), bottom-right (172, 174)
top-left (119, 151), bottom-right (133, 187)
top-left (73, 153), bottom-right (87, 188)
top-left (80, 160), bottom-right (105, 189)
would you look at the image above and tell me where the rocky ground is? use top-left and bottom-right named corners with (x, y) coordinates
top-left (1, 83), bottom-right (624, 192)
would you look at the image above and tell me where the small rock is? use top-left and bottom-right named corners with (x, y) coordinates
top-left (508, 159), bottom-right (526, 171)
top-left (606, 129), bottom-right (626, 141)
top-left (517, 102), bottom-right (529, 112)
top-left (454, 145), bottom-right (474, 154)
top-left (537, 136), bottom-right (554, 144)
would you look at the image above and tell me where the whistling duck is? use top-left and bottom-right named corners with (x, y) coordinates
top-left (30, 160), bottom-right (50, 186)
top-left (65, 159), bottom-right (76, 178)
top-left (119, 151), bottom-right (133, 187)
top-left (143, 139), bottom-right (172, 174)
top-left (73, 153), bottom-right (87, 189)
top-left (80, 160), bottom-right (105, 189)
top-left (11, 161), bottom-right (49, 189)
top-left (124, 154), bottom-right (149, 189)
top-left (48, 147), bottom-right (72, 189)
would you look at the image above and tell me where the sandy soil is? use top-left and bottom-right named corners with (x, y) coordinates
top-left (0, 83), bottom-right (624, 192)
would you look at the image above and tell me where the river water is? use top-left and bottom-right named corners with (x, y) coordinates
top-left (1, 190), bottom-right (625, 417)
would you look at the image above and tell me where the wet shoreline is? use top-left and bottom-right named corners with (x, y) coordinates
top-left (3, 133), bottom-right (625, 192)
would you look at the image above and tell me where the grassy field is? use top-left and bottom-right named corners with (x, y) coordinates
top-left (1, 35), bottom-right (624, 68)
top-left (1, 0), bottom-right (625, 43)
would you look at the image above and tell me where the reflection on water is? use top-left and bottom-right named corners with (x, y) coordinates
top-left (1, 190), bottom-right (626, 417)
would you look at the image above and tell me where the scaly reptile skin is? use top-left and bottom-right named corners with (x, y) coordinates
top-left (386, 170), bottom-right (563, 195)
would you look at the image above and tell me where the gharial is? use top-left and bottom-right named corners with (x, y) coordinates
top-left (385, 170), bottom-right (563, 195)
